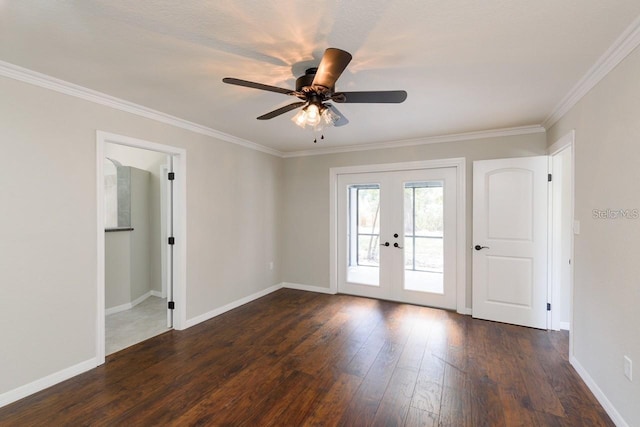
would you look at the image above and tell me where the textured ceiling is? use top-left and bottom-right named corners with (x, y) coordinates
top-left (2, 1), bottom-right (640, 153)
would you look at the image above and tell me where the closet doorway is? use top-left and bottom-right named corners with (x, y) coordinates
top-left (96, 132), bottom-right (186, 364)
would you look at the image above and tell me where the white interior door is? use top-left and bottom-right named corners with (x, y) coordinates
top-left (337, 167), bottom-right (457, 309)
top-left (472, 156), bottom-right (548, 329)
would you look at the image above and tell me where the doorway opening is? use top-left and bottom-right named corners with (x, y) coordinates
top-left (471, 141), bottom-right (574, 332)
top-left (103, 147), bottom-right (169, 355)
top-left (549, 131), bottom-right (575, 333)
top-left (96, 131), bottom-right (186, 365)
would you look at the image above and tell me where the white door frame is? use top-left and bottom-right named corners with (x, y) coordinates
top-left (548, 130), bottom-right (575, 336)
top-left (160, 164), bottom-right (169, 300)
top-left (96, 131), bottom-right (187, 365)
top-left (330, 158), bottom-right (467, 314)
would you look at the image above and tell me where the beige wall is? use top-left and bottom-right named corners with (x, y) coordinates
top-left (147, 157), bottom-right (166, 294)
top-left (281, 132), bottom-right (547, 309)
top-left (0, 75), bottom-right (283, 396)
top-left (105, 231), bottom-right (131, 308)
top-left (129, 167), bottom-right (152, 302)
top-left (547, 46), bottom-right (640, 425)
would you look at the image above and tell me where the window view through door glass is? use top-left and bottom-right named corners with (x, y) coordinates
top-left (347, 184), bottom-right (380, 286)
top-left (404, 181), bottom-right (444, 293)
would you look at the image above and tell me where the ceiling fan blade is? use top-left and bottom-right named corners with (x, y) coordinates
top-left (325, 104), bottom-right (349, 127)
top-left (223, 77), bottom-right (294, 95)
top-left (333, 90), bottom-right (407, 103)
top-left (257, 102), bottom-right (306, 120)
top-left (312, 48), bottom-right (352, 89)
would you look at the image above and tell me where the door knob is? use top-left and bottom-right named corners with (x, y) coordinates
top-left (381, 242), bottom-right (390, 247)
top-left (474, 245), bottom-right (490, 251)
top-left (394, 242), bottom-right (403, 249)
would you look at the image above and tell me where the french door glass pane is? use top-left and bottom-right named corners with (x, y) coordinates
top-left (347, 184), bottom-right (380, 286)
top-left (404, 181), bottom-right (444, 293)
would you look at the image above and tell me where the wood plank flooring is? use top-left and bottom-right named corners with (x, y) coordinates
top-left (0, 289), bottom-right (614, 426)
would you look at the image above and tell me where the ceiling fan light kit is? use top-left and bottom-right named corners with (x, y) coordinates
top-left (223, 48), bottom-right (407, 142)
top-left (291, 102), bottom-right (340, 131)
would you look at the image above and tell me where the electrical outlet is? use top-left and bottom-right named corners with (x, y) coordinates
top-left (269, 261), bottom-right (274, 271)
top-left (624, 356), bottom-right (633, 381)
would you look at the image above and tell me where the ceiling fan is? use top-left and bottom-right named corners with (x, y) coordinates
top-left (222, 48), bottom-right (407, 133)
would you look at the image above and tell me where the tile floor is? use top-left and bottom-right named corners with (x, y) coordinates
top-left (106, 296), bottom-right (170, 355)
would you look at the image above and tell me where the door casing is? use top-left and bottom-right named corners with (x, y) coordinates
top-left (96, 131), bottom-right (187, 365)
top-left (548, 130), bottom-right (575, 337)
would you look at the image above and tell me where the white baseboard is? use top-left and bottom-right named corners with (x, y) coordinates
top-left (0, 358), bottom-right (96, 408)
top-left (281, 282), bottom-right (336, 295)
top-left (560, 321), bottom-right (571, 331)
top-left (105, 291), bottom-right (153, 316)
top-left (130, 291), bottom-right (152, 307)
top-left (570, 355), bottom-right (629, 427)
top-left (183, 284), bottom-right (283, 329)
top-left (105, 301), bottom-right (131, 316)
top-left (457, 307), bottom-right (473, 316)
top-left (0, 285), bottom-right (285, 409)
top-left (150, 290), bottom-right (164, 298)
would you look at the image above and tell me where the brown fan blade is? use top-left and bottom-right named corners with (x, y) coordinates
top-left (257, 102), bottom-right (306, 120)
top-left (311, 48), bottom-right (352, 89)
top-left (333, 90), bottom-right (407, 103)
top-left (223, 77), bottom-right (294, 95)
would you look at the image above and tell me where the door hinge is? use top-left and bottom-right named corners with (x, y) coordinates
top-left (548, 173), bottom-right (552, 182)
top-left (168, 172), bottom-right (175, 181)
top-left (168, 301), bottom-right (175, 310)
top-left (168, 236), bottom-right (175, 245)
top-left (547, 303), bottom-right (551, 311)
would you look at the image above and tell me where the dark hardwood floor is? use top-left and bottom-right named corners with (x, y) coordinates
top-left (0, 289), bottom-right (613, 426)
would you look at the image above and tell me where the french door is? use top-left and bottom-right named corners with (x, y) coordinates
top-left (337, 167), bottom-right (457, 309)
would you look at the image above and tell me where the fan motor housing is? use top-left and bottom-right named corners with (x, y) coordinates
top-left (296, 68), bottom-right (334, 94)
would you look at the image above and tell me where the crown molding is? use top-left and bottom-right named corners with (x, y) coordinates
top-left (280, 125), bottom-right (545, 158)
top-left (0, 60), bottom-right (284, 157)
top-left (1, 60), bottom-right (545, 159)
top-left (543, 14), bottom-right (640, 129)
